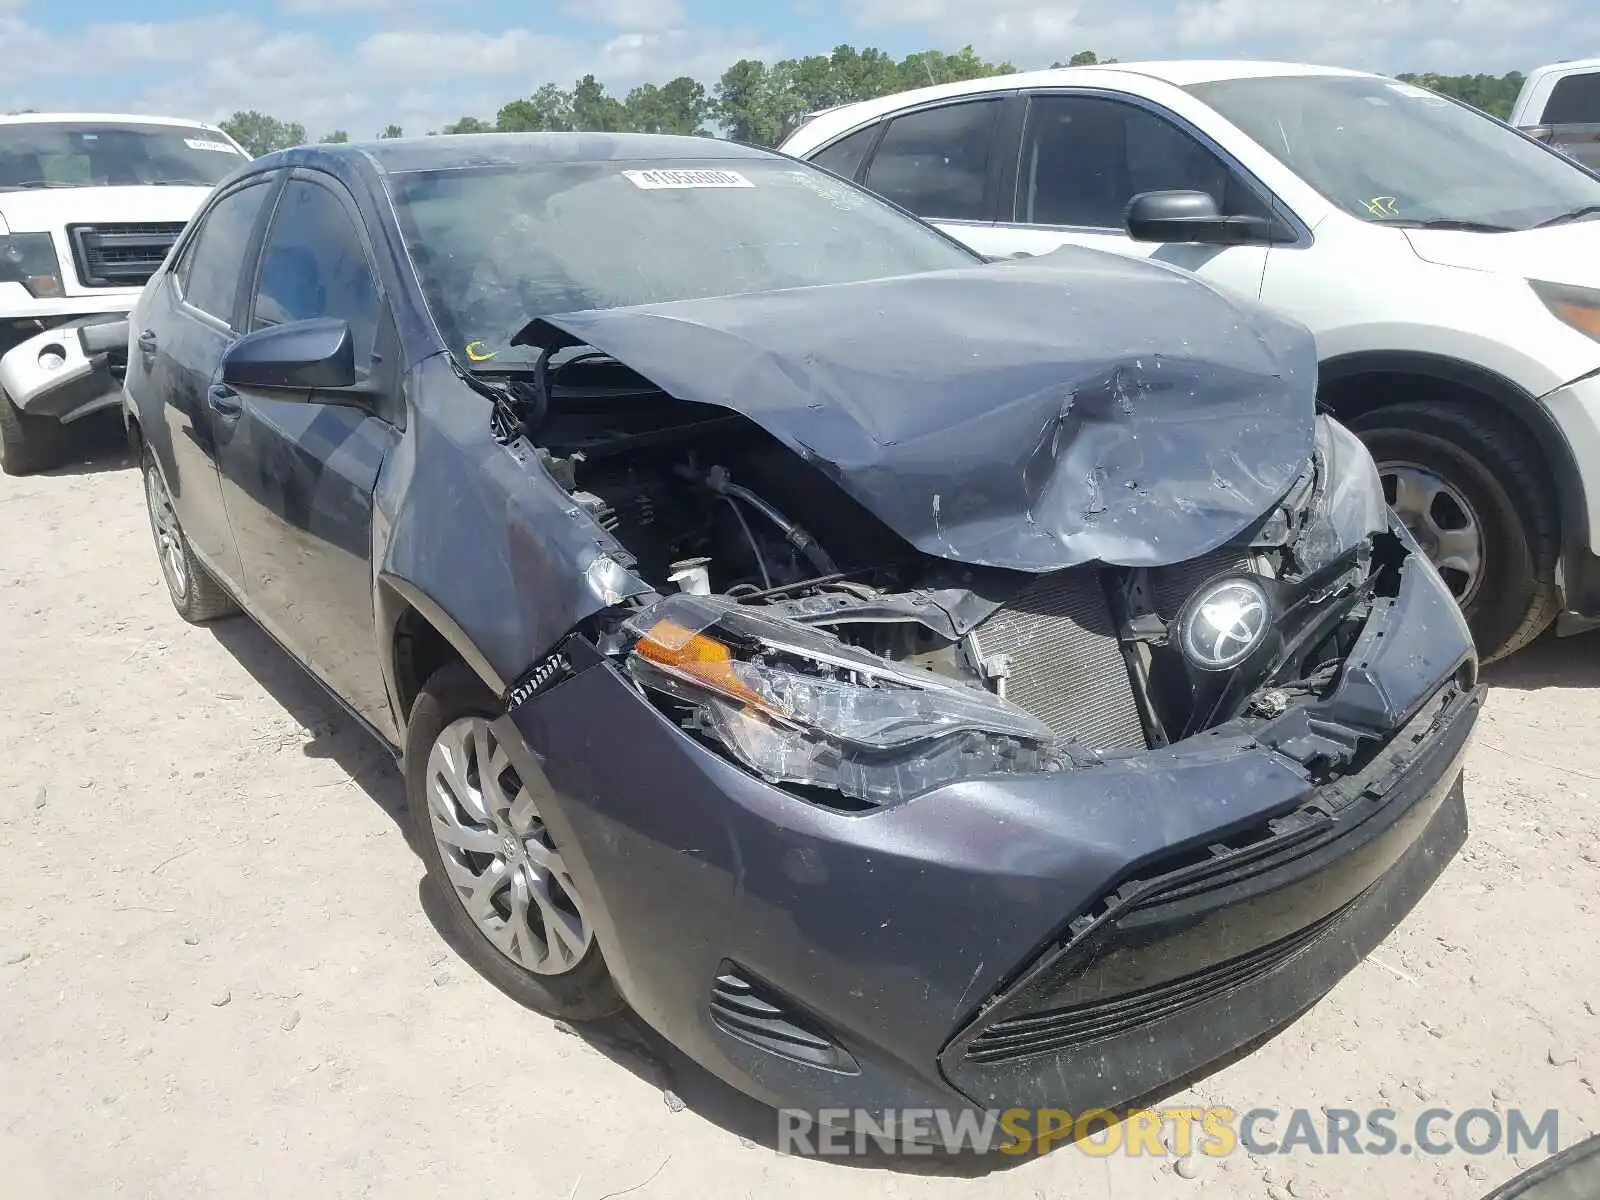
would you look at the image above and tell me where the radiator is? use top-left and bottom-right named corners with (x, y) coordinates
top-left (968, 569), bottom-right (1147, 751)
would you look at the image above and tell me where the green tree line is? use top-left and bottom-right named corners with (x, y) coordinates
top-left (215, 46), bottom-right (1530, 156)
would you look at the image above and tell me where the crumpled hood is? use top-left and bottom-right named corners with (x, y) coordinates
top-left (1403, 221), bottom-right (1600, 289)
top-left (520, 247), bottom-right (1319, 572)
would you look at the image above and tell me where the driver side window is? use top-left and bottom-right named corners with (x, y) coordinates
top-left (251, 178), bottom-right (383, 373)
top-left (1014, 94), bottom-right (1271, 229)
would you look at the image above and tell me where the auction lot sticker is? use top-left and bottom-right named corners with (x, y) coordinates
top-left (623, 168), bottom-right (754, 189)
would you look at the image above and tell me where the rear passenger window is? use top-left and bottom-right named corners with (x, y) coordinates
top-left (862, 100), bottom-right (1003, 221)
top-left (810, 125), bottom-right (878, 181)
top-left (180, 180), bottom-right (272, 324)
top-left (1545, 74), bottom-right (1600, 125)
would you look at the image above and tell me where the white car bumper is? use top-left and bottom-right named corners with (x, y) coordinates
top-left (0, 315), bottom-right (129, 422)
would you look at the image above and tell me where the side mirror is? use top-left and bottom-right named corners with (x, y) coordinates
top-left (221, 317), bottom-right (357, 391)
top-left (1125, 190), bottom-right (1275, 246)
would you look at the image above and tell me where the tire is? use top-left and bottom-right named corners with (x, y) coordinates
top-left (140, 448), bottom-right (239, 623)
top-left (0, 389), bottom-right (67, 476)
top-left (406, 660), bottom-right (624, 1022)
top-left (1350, 400), bottom-right (1560, 663)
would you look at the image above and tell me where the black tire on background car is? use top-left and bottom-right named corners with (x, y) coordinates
top-left (1350, 400), bottom-right (1560, 663)
top-left (141, 448), bottom-right (240, 623)
top-left (406, 660), bottom-right (625, 1021)
top-left (0, 388), bottom-right (67, 476)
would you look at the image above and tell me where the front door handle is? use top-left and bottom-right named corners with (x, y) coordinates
top-left (207, 383), bottom-right (243, 418)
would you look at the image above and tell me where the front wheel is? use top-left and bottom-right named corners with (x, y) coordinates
top-left (1350, 401), bottom-right (1560, 663)
top-left (406, 661), bottom-right (624, 1021)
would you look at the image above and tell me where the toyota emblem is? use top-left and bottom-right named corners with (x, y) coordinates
top-left (1177, 576), bottom-right (1271, 671)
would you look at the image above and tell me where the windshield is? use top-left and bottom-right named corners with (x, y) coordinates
top-left (385, 156), bottom-right (982, 366)
top-left (0, 122), bottom-right (246, 190)
top-left (1187, 75), bottom-right (1600, 230)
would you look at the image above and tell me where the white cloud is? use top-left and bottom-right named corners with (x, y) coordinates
top-left (592, 29), bottom-right (781, 85)
top-left (842, 0), bottom-right (1595, 73)
top-left (562, 0), bottom-right (686, 32)
top-left (356, 28), bottom-right (571, 75)
top-left (0, 11), bottom-right (777, 138)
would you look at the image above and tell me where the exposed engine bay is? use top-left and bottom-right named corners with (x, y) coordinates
top-left (486, 348), bottom-right (1408, 791)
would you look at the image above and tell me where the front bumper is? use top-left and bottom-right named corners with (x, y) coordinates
top-left (1543, 372), bottom-right (1600, 623)
top-left (942, 684), bottom-right (1474, 1111)
top-left (500, 550), bottom-right (1478, 1117)
top-left (0, 315), bottom-right (129, 422)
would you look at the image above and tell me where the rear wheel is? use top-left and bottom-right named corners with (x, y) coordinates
top-left (141, 449), bottom-right (239, 623)
top-left (0, 389), bottom-right (66, 476)
top-left (1350, 400), bottom-right (1559, 663)
top-left (406, 661), bottom-right (624, 1021)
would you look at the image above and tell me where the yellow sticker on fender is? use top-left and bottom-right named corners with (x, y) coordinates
top-left (622, 168), bottom-right (754, 190)
top-left (465, 341), bottom-right (498, 362)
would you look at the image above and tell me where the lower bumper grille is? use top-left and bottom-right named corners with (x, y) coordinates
top-left (67, 221), bottom-right (186, 288)
top-left (968, 568), bottom-right (1145, 751)
top-left (964, 901), bottom-right (1348, 1063)
top-left (710, 963), bottom-right (857, 1073)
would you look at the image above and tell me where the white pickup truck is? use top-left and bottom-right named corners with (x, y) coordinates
top-left (1512, 59), bottom-right (1600, 173)
top-left (0, 112), bottom-right (249, 475)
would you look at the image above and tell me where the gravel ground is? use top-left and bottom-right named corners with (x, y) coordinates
top-left (2, 434), bottom-right (1598, 1200)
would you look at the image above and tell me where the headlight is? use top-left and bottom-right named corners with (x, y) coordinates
top-left (1295, 416), bottom-right (1388, 574)
top-left (624, 594), bottom-right (1061, 805)
top-left (0, 233), bottom-right (63, 298)
top-left (1530, 279), bottom-right (1600, 342)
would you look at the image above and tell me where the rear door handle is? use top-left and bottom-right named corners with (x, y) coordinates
top-left (207, 383), bottom-right (242, 418)
top-left (137, 329), bottom-right (157, 363)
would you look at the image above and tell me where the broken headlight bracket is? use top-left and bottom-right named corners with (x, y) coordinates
top-left (619, 593), bottom-right (1087, 807)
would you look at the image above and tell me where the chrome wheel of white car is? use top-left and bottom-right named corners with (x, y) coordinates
top-left (424, 715), bottom-right (594, 976)
top-left (1379, 461), bottom-right (1486, 607)
top-left (1353, 401), bottom-right (1560, 664)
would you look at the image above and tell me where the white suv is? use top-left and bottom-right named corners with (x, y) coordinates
top-left (0, 113), bottom-right (249, 475)
top-left (781, 61), bottom-right (1600, 662)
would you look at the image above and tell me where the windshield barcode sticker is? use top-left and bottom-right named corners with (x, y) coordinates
top-left (1386, 82), bottom-right (1443, 102)
top-left (185, 138), bottom-right (238, 153)
top-left (623, 169), bottom-right (754, 190)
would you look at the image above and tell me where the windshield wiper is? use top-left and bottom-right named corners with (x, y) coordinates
top-left (0, 180), bottom-right (79, 190)
top-left (146, 179), bottom-right (212, 186)
top-left (1533, 205), bottom-right (1600, 229)
top-left (1370, 217), bottom-right (1517, 232)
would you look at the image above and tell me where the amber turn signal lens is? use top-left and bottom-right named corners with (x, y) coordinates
top-left (634, 619), bottom-right (764, 706)
top-left (1551, 299), bottom-right (1600, 340)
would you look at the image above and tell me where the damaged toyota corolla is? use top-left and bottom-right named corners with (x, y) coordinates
top-left (124, 133), bottom-right (1481, 1122)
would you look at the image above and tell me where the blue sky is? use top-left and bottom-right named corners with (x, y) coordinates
top-left (1, 0), bottom-right (1589, 139)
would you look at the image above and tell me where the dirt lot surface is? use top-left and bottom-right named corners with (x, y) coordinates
top-left (3, 437), bottom-right (1599, 1200)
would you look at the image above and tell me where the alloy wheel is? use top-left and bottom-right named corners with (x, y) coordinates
top-left (144, 463), bottom-right (190, 605)
top-left (424, 716), bottom-right (594, 976)
top-left (1379, 461), bottom-right (1486, 607)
